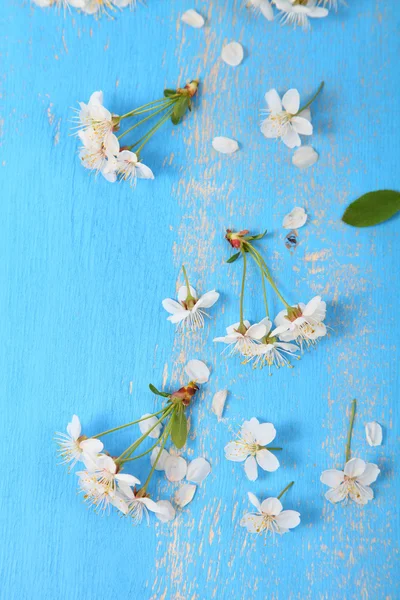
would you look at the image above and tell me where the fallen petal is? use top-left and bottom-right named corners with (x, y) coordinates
top-left (212, 136), bottom-right (239, 154)
top-left (187, 457), bottom-right (211, 484)
top-left (283, 207), bottom-right (307, 230)
top-left (150, 447), bottom-right (170, 471)
top-left (175, 483), bottom-right (197, 507)
top-left (164, 455), bottom-right (188, 482)
top-left (181, 9), bottom-right (205, 28)
top-left (365, 421), bottom-right (383, 447)
top-left (221, 42), bottom-right (244, 67)
top-left (211, 389), bottom-right (228, 420)
top-left (185, 359), bottom-right (210, 384)
top-left (292, 146), bottom-right (319, 169)
top-left (155, 500), bottom-right (176, 522)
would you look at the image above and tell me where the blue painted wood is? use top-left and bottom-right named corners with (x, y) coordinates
top-left (1, 1), bottom-right (399, 598)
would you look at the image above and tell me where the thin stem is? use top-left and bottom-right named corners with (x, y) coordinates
top-left (345, 399), bottom-right (357, 463)
top-left (182, 265), bottom-right (195, 302)
top-left (238, 249), bottom-right (247, 332)
top-left (117, 405), bottom-right (173, 462)
top-left (120, 436), bottom-right (162, 463)
top-left (133, 106), bottom-right (175, 156)
top-left (246, 244), bottom-right (290, 308)
top-left (92, 406), bottom-right (169, 439)
top-left (261, 272), bottom-right (269, 318)
top-left (277, 481), bottom-right (294, 500)
top-left (118, 101), bottom-right (174, 141)
top-left (119, 97), bottom-right (169, 120)
top-left (141, 415), bottom-right (174, 493)
top-left (298, 81), bottom-right (324, 114)
top-left (265, 447), bottom-right (282, 451)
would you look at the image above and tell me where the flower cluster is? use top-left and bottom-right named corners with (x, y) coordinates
top-left (247, 0), bottom-right (339, 30)
top-left (56, 360), bottom-right (210, 525)
top-left (214, 229), bottom-right (327, 371)
top-left (32, 0), bottom-right (138, 17)
top-left (74, 81), bottom-right (199, 185)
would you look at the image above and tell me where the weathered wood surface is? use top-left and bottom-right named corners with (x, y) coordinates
top-left (1, 1), bottom-right (399, 598)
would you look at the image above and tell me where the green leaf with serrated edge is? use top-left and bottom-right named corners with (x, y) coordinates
top-left (171, 408), bottom-right (188, 449)
top-left (342, 190), bottom-right (400, 228)
top-left (149, 383), bottom-right (170, 398)
top-left (248, 229), bottom-right (267, 241)
top-left (164, 89), bottom-right (177, 97)
top-left (226, 252), bottom-right (240, 264)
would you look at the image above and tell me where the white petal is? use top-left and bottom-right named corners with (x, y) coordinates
top-left (244, 455), bottom-right (258, 481)
top-left (260, 0), bottom-right (274, 20)
top-left (224, 441), bottom-right (248, 462)
top-left (104, 132), bottom-right (120, 156)
top-left (178, 284), bottom-right (197, 303)
top-left (275, 510), bottom-right (301, 530)
top-left (246, 323), bottom-right (266, 340)
top-left (309, 6), bottom-right (328, 17)
top-left (260, 497), bottom-right (282, 516)
top-left (264, 89), bottom-right (282, 113)
top-left (185, 359), bottom-right (210, 384)
top-left (365, 422), bottom-right (383, 447)
top-left (181, 9), bottom-right (205, 28)
top-left (282, 207), bottom-right (308, 230)
top-left (344, 458), bottom-right (366, 478)
top-left (325, 484), bottom-right (347, 504)
top-left (79, 437), bottom-right (104, 455)
top-left (357, 463), bottom-right (380, 486)
top-left (256, 449), bottom-right (280, 472)
top-left (282, 89), bottom-right (300, 114)
top-left (291, 116), bottom-right (313, 135)
top-left (150, 447), bottom-right (170, 471)
top-left (282, 128), bottom-right (301, 149)
top-left (292, 146), bottom-right (319, 169)
top-left (139, 497), bottom-right (160, 514)
top-left (240, 513), bottom-right (264, 533)
top-left (261, 119), bottom-right (278, 139)
top-left (195, 290), bottom-right (220, 309)
top-left (135, 163), bottom-right (154, 180)
top-left (247, 492), bottom-right (261, 511)
top-left (110, 492), bottom-right (129, 515)
top-left (162, 298), bottom-right (185, 315)
top-left (350, 484), bottom-right (374, 505)
top-left (320, 469), bottom-right (345, 488)
top-left (164, 455), bottom-right (187, 482)
top-left (155, 500), bottom-right (176, 522)
top-left (212, 136), bottom-right (239, 154)
top-left (116, 473), bottom-right (141, 487)
top-left (187, 457), bottom-right (211, 484)
top-left (303, 296), bottom-right (325, 320)
top-left (139, 414), bottom-right (162, 439)
top-left (254, 422), bottom-right (276, 446)
top-left (221, 42), bottom-right (244, 67)
top-left (168, 310), bottom-right (190, 324)
top-left (175, 483), bottom-right (197, 507)
top-left (67, 415), bottom-right (81, 439)
top-left (211, 389), bottom-right (228, 420)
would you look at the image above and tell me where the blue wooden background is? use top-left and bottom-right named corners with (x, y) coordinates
top-left (1, 1), bottom-right (399, 598)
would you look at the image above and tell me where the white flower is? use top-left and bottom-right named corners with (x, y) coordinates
top-left (365, 422), bottom-right (383, 447)
top-left (213, 320), bottom-right (266, 359)
top-left (321, 458), bottom-right (380, 505)
top-left (55, 415), bottom-right (104, 468)
top-left (283, 207), bottom-right (308, 229)
top-left (162, 285), bottom-right (219, 331)
top-left (116, 150), bottom-right (154, 187)
top-left (79, 131), bottom-right (120, 182)
top-left (184, 359), bottom-right (210, 384)
top-left (274, 0), bottom-right (328, 30)
top-left (75, 91), bottom-right (115, 141)
top-left (175, 483), bottom-right (197, 508)
top-left (155, 500), bottom-right (176, 522)
top-left (292, 146), bottom-right (319, 169)
top-left (77, 455), bottom-right (140, 513)
top-left (186, 457), bottom-right (211, 484)
top-left (246, 0), bottom-right (274, 21)
top-left (139, 414), bottom-right (162, 439)
top-left (261, 88), bottom-right (313, 148)
top-left (117, 484), bottom-right (165, 525)
top-left (225, 417), bottom-right (280, 481)
top-left (251, 317), bottom-right (299, 370)
top-left (113, 0), bottom-right (138, 8)
top-left (273, 296), bottom-right (327, 347)
top-left (241, 492), bottom-right (300, 535)
top-left (164, 455), bottom-right (188, 482)
top-left (81, 0), bottom-right (116, 15)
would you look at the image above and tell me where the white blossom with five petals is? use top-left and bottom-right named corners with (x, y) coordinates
top-left (261, 88), bottom-right (313, 148)
top-left (274, 0), bottom-right (328, 30)
top-left (213, 320), bottom-right (266, 359)
top-left (162, 285), bottom-right (219, 331)
top-left (55, 414), bottom-right (104, 469)
top-left (273, 296), bottom-right (327, 347)
top-left (320, 458), bottom-right (380, 505)
top-left (251, 317), bottom-right (299, 370)
top-left (116, 150), bottom-right (154, 187)
top-left (75, 91), bottom-right (115, 141)
top-left (241, 492), bottom-right (301, 535)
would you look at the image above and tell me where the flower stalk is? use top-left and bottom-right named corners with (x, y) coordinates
top-left (345, 399), bottom-right (357, 463)
top-left (277, 481), bottom-right (294, 500)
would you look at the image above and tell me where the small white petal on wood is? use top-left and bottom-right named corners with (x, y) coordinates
top-left (282, 207), bottom-right (308, 230)
top-left (365, 421), bottom-right (383, 446)
top-left (221, 42), bottom-right (244, 67)
top-left (164, 455), bottom-right (188, 482)
top-left (187, 457), bottom-right (211, 484)
top-left (185, 359), bottom-right (210, 384)
top-left (175, 483), bottom-right (197, 507)
top-left (211, 389), bottom-right (228, 420)
top-left (212, 137), bottom-right (239, 154)
top-left (292, 146), bottom-right (319, 169)
top-left (181, 9), bottom-right (205, 28)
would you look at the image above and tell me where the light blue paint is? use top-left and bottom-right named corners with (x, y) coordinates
top-left (1, 1), bottom-right (399, 598)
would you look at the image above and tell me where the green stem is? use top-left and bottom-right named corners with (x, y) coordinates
top-left (118, 101), bottom-right (174, 141)
top-left (182, 265), bottom-right (195, 302)
top-left (277, 481), bottom-right (294, 500)
top-left (246, 244), bottom-right (290, 308)
top-left (141, 415), bottom-right (174, 493)
top-left (261, 272), bottom-right (269, 318)
top-left (345, 399), bottom-right (357, 463)
top-left (120, 435), bottom-right (162, 464)
top-left (298, 81), bottom-right (324, 114)
top-left (92, 406), bottom-right (169, 439)
top-left (133, 106), bottom-right (175, 156)
top-left (238, 249), bottom-right (247, 333)
top-left (119, 97), bottom-right (169, 120)
top-left (265, 447), bottom-right (282, 451)
top-left (116, 405), bottom-right (173, 462)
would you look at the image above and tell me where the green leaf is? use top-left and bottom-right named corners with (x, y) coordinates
top-left (248, 229), bottom-right (267, 241)
top-left (171, 97), bottom-right (190, 125)
top-left (164, 89), bottom-right (177, 98)
top-left (226, 252), bottom-right (240, 263)
top-left (149, 383), bottom-right (170, 398)
top-left (342, 190), bottom-right (400, 228)
top-left (170, 408), bottom-right (188, 449)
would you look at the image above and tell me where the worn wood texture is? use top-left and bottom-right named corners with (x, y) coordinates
top-left (1, 1), bottom-right (399, 598)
